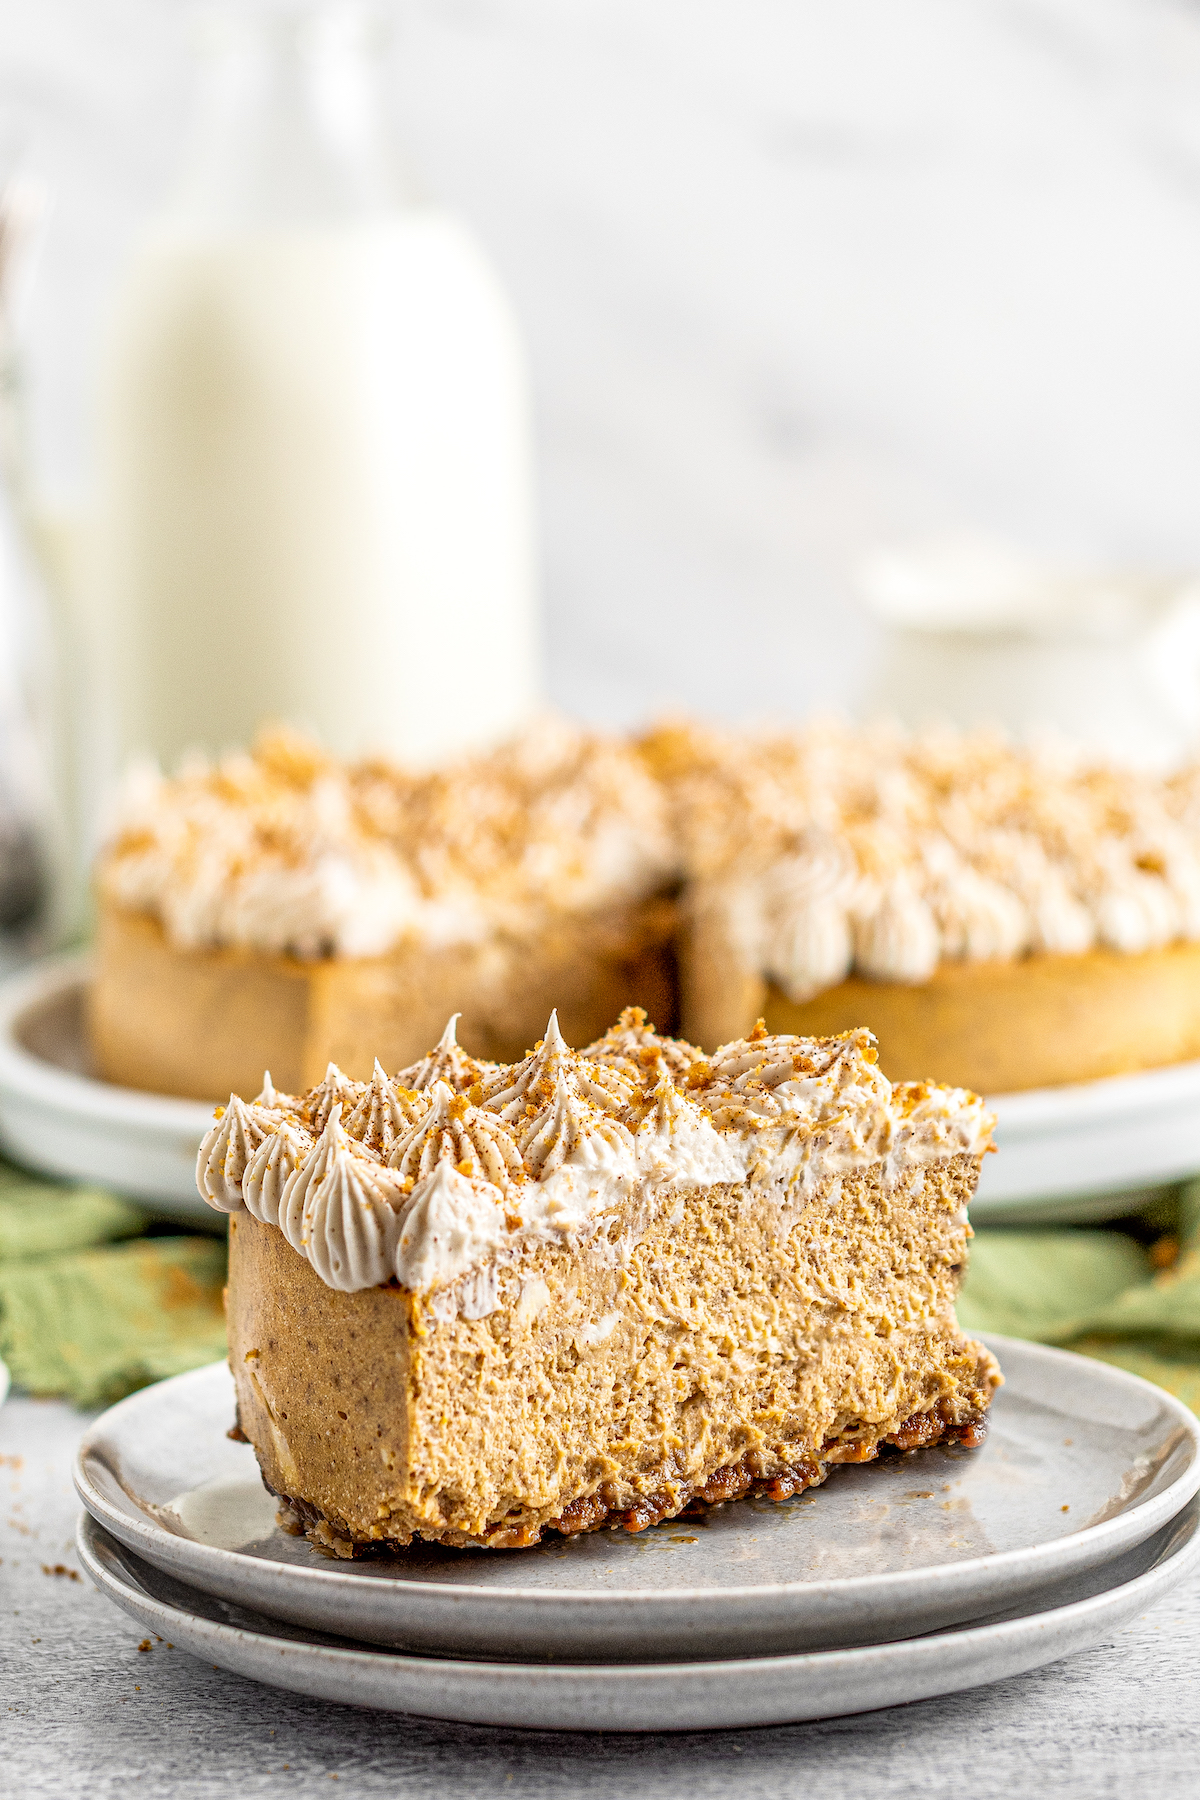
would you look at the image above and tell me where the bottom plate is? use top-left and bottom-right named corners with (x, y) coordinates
top-left (73, 1340), bottom-right (1200, 1663)
top-left (78, 1498), bottom-right (1199, 1732)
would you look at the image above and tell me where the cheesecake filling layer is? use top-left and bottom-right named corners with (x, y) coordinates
top-left (225, 1150), bottom-right (997, 1553)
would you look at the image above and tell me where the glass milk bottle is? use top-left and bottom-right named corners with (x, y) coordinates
top-left (92, 0), bottom-right (539, 771)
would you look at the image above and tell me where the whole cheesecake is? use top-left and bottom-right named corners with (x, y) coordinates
top-left (200, 1008), bottom-right (999, 1554)
top-left (93, 714), bottom-right (1200, 1106)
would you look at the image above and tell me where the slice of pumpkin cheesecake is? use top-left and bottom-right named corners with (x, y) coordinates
top-left (199, 1008), bottom-right (1000, 1554)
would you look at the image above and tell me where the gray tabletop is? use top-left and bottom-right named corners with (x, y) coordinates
top-left (4, 1391), bottom-right (1198, 1800)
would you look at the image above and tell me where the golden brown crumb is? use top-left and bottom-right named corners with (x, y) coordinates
top-left (1150, 1236), bottom-right (1179, 1270)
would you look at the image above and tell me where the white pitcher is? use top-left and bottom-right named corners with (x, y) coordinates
top-left (861, 536), bottom-right (1200, 770)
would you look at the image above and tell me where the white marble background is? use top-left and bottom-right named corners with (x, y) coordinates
top-left (7, 0), bottom-right (1200, 729)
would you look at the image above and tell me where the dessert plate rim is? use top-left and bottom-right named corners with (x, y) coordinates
top-left (73, 1336), bottom-right (1200, 1661)
top-left (0, 952), bottom-right (216, 1223)
top-left (1, 953), bottom-right (1197, 1221)
top-left (74, 1498), bottom-right (1200, 1730)
top-left (0, 952), bottom-right (213, 1128)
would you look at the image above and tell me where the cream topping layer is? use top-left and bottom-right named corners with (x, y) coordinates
top-left (199, 1008), bottom-right (994, 1314)
top-left (104, 711), bottom-right (1200, 988)
top-left (645, 717), bottom-right (1200, 996)
top-left (101, 715), bottom-right (673, 960)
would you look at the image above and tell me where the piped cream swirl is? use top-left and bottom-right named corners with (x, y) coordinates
top-left (396, 1015), bottom-right (496, 1096)
top-left (302, 1064), bottom-right (366, 1136)
top-left (482, 1010), bottom-right (636, 1117)
top-left (583, 1005), bottom-right (704, 1082)
top-left (279, 1109), bottom-right (378, 1255)
top-left (394, 1162), bottom-right (508, 1294)
top-left (301, 1146), bottom-right (410, 1292)
top-left (512, 1068), bottom-right (635, 1178)
top-left (345, 1060), bottom-right (426, 1158)
top-left (761, 829), bottom-right (857, 1002)
top-left (197, 1096), bottom-right (280, 1212)
top-left (243, 1118), bottom-right (316, 1228)
top-left (387, 1080), bottom-right (524, 1188)
top-left (853, 875), bottom-right (941, 984)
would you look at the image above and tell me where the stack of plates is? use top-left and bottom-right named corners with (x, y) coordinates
top-left (75, 1336), bottom-right (1200, 1731)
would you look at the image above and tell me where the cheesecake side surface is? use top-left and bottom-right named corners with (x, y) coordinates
top-left (202, 1009), bottom-right (1000, 1553)
top-left (91, 893), bottom-right (677, 1100)
top-left (90, 902), bottom-right (317, 1098)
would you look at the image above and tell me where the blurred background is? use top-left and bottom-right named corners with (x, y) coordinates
top-left (3, 0), bottom-right (1200, 922)
top-left (10, 0), bottom-right (1200, 713)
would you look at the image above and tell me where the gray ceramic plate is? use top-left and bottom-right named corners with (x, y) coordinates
top-left (77, 1499), bottom-right (1200, 1731)
top-left (73, 1336), bottom-right (1200, 1663)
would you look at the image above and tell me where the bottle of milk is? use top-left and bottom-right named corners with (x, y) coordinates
top-left (93, 0), bottom-right (539, 772)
